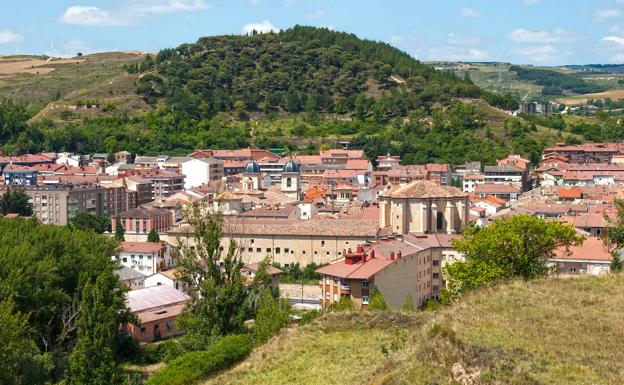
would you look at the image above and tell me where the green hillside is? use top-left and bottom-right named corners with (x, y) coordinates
top-left (0, 26), bottom-right (605, 164)
top-left (204, 275), bottom-right (624, 385)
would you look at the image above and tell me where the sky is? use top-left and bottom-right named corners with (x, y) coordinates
top-left (3, 0), bottom-right (624, 65)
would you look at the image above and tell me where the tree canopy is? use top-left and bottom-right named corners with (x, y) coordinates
top-left (442, 215), bottom-right (583, 302)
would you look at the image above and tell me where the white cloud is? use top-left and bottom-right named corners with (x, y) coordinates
top-left (59, 6), bottom-right (129, 27)
top-left (460, 6), bottom-right (480, 17)
top-left (306, 10), bottom-right (325, 19)
top-left (521, 0), bottom-right (541, 5)
top-left (59, 1), bottom-right (211, 27)
top-left (510, 45), bottom-right (560, 62)
top-left (595, 9), bottom-right (621, 21)
top-left (601, 35), bottom-right (624, 46)
top-left (0, 30), bottom-right (24, 44)
top-left (428, 46), bottom-right (490, 61)
top-left (507, 28), bottom-right (580, 44)
top-left (127, 0), bottom-right (211, 14)
top-left (241, 20), bottom-right (279, 35)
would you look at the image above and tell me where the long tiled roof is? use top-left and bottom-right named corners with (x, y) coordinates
top-left (125, 285), bottom-right (190, 312)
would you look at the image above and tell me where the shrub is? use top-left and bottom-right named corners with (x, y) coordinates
top-left (253, 290), bottom-right (289, 345)
top-left (146, 334), bottom-right (253, 385)
top-left (368, 289), bottom-right (389, 311)
top-left (161, 339), bottom-right (186, 364)
top-left (299, 310), bottom-right (322, 326)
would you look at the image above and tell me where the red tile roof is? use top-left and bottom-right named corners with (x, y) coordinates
top-left (120, 241), bottom-right (167, 254)
top-left (553, 237), bottom-right (612, 262)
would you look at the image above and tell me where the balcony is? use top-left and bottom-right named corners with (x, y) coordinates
top-left (340, 283), bottom-right (351, 292)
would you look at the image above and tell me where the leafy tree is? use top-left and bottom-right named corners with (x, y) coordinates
top-left (175, 204), bottom-right (248, 350)
top-left (69, 213), bottom-right (110, 234)
top-left (70, 270), bottom-right (126, 385)
top-left (253, 290), bottom-right (289, 344)
top-left (442, 215), bottom-right (583, 303)
top-left (114, 217), bottom-right (125, 241)
top-left (0, 188), bottom-right (32, 216)
top-left (368, 289), bottom-right (389, 311)
top-left (330, 295), bottom-right (355, 311)
top-left (147, 228), bottom-right (160, 242)
top-left (0, 298), bottom-right (46, 385)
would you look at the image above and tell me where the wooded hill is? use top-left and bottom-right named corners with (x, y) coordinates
top-left (0, 26), bottom-right (604, 165)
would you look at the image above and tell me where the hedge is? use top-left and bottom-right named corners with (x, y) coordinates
top-left (146, 334), bottom-right (253, 385)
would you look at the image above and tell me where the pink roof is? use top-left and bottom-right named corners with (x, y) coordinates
top-left (425, 163), bottom-right (450, 172)
top-left (243, 263), bottom-right (283, 276)
top-left (320, 149), bottom-right (366, 160)
top-left (475, 183), bottom-right (521, 194)
top-left (345, 159), bottom-right (371, 170)
top-left (553, 237), bottom-right (611, 262)
top-left (120, 241), bottom-right (167, 254)
top-left (323, 169), bottom-right (360, 179)
top-left (125, 285), bottom-right (190, 313)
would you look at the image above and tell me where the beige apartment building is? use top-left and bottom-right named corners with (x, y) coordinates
top-left (1, 184), bottom-right (108, 225)
top-left (165, 217), bottom-right (389, 266)
top-left (379, 180), bottom-right (469, 234)
top-left (316, 233), bottom-right (462, 309)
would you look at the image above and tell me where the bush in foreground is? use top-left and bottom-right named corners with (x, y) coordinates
top-left (146, 334), bottom-right (252, 385)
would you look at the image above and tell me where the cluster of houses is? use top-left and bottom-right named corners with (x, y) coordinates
top-left (1, 142), bottom-right (622, 342)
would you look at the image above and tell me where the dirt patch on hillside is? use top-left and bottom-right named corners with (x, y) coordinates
top-left (0, 56), bottom-right (84, 76)
top-left (555, 89), bottom-right (624, 105)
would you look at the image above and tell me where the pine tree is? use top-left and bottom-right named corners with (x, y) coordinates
top-left (70, 271), bottom-right (124, 385)
top-left (253, 290), bottom-right (289, 344)
top-left (147, 228), bottom-right (160, 242)
top-left (114, 217), bottom-right (124, 241)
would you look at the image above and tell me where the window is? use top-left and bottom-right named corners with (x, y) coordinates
top-left (167, 320), bottom-right (174, 330)
top-left (433, 260), bottom-right (440, 266)
top-left (321, 240), bottom-right (325, 247)
top-left (433, 273), bottom-right (439, 279)
top-left (325, 292), bottom-right (330, 299)
top-left (140, 327), bottom-right (146, 333)
top-left (250, 239), bottom-right (254, 244)
top-left (325, 276), bottom-right (330, 284)
top-left (362, 280), bottom-right (369, 288)
top-left (256, 248), bottom-right (261, 253)
top-left (333, 293), bottom-right (338, 301)
top-left (122, 257), bottom-right (127, 263)
top-left (362, 296), bottom-right (369, 305)
top-left (286, 178), bottom-right (292, 187)
top-left (433, 285), bottom-right (439, 291)
top-left (266, 248), bottom-right (271, 253)
top-left (570, 267), bottom-right (577, 272)
top-left (285, 248), bottom-right (289, 254)
top-left (314, 251), bottom-right (318, 255)
top-left (276, 247), bottom-right (281, 254)
top-left (248, 247), bottom-right (253, 252)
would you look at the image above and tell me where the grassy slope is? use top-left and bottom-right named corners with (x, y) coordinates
top-left (0, 52), bottom-right (147, 119)
top-left (205, 275), bottom-right (624, 385)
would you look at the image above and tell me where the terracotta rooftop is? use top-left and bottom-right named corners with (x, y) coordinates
top-left (475, 183), bottom-right (521, 194)
top-left (119, 241), bottom-right (167, 254)
top-left (380, 180), bottom-right (466, 199)
top-left (553, 237), bottom-right (612, 262)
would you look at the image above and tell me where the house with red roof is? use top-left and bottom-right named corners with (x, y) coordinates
top-left (550, 237), bottom-right (614, 275)
top-left (315, 233), bottom-right (462, 309)
top-left (115, 241), bottom-right (173, 276)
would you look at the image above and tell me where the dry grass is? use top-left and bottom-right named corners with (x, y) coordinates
top-left (555, 89), bottom-right (624, 105)
top-left (202, 275), bottom-right (624, 385)
top-left (0, 56), bottom-right (84, 75)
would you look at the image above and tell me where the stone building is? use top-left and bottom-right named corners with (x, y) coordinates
top-left (379, 180), bottom-right (468, 235)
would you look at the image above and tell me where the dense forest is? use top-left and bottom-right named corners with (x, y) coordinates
top-left (510, 65), bottom-right (608, 96)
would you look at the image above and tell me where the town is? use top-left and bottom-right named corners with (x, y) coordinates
top-left (0, 141), bottom-right (618, 342)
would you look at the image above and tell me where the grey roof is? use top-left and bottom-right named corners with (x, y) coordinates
top-left (244, 161), bottom-right (261, 174)
top-left (282, 159), bottom-right (301, 173)
top-left (166, 156), bottom-right (193, 164)
top-left (116, 265), bottom-right (146, 281)
top-left (134, 156), bottom-right (158, 164)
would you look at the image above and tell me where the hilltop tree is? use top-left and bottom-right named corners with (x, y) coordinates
top-left (0, 188), bottom-right (32, 216)
top-left (443, 215), bottom-right (583, 302)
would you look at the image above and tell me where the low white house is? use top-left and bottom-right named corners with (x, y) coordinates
top-left (145, 269), bottom-right (188, 293)
top-left (114, 241), bottom-right (173, 276)
top-left (116, 265), bottom-right (146, 290)
top-left (181, 158), bottom-right (224, 189)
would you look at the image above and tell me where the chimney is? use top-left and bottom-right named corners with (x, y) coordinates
top-left (397, 251), bottom-right (402, 259)
top-left (347, 248), bottom-right (352, 254)
top-left (390, 251), bottom-right (395, 260)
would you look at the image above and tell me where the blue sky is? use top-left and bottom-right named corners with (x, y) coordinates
top-left (2, 0), bottom-right (624, 65)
